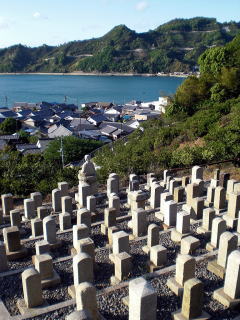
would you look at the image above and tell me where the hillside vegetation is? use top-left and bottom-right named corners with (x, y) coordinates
top-left (94, 34), bottom-right (240, 180)
top-left (0, 17), bottom-right (240, 74)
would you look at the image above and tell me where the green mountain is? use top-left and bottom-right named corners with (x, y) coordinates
top-left (0, 17), bottom-right (240, 73)
top-left (94, 33), bottom-right (240, 180)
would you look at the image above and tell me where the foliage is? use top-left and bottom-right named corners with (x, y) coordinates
top-left (0, 18), bottom-right (240, 73)
top-left (44, 136), bottom-right (103, 166)
top-left (0, 118), bottom-right (21, 134)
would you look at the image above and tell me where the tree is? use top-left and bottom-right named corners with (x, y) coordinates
top-left (0, 118), bottom-right (21, 134)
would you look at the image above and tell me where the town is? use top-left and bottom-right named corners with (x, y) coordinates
top-left (0, 97), bottom-right (169, 159)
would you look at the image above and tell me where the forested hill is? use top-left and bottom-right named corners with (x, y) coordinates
top-left (94, 33), bottom-right (240, 180)
top-left (0, 17), bottom-right (240, 74)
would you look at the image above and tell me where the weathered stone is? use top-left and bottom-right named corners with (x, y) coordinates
top-left (214, 186), bottom-right (226, 211)
top-left (224, 192), bottom-right (240, 228)
top-left (73, 224), bottom-right (89, 249)
top-left (35, 240), bottom-right (50, 255)
top-left (132, 208), bottom-right (147, 237)
top-left (206, 217), bottom-right (226, 251)
top-left (181, 236), bottom-right (200, 255)
top-left (52, 188), bottom-right (61, 212)
top-left (43, 216), bottom-right (57, 245)
top-left (30, 192), bottom-right (42, 209)
top-left (58, 181), bottom-right (69, 197)
top-left (129, 277), bottom-right (157, 320)
top-left (1, 193), bottom-right (13, 216)
top-left (150, 244), bottom-right (167, 267)
top-left (76, 282), bottom-right (99, 319)
top-left (78, 182), bottom-right (91, 208)
top-left (0, 241), bottom-right (8, 272)
top-left (31, 218), bottom-right (43, 237)
top-left (150, 182), bottom-right (163, 209)
top-left (73, 253), bottom-right (93, 286)
top-left (37, 206), bottom-right (49, 220)
top-left (59, 212), bottom-right (72, 231)
top-left (164, 200), bottom-right (177, 227)
top-left (62, 196), bottom-right (72, 215)
top-left (174, 186), bottom-right (185, 203)
top-left (10, 209), bottom-right (21, 228)
top-left (197, 208), bottom-right (215, 236)
top-left (86, 195), bottom-right (96, 213)
top-left (77, 208), bottom-right (91, 230)
top-left (24, 199), bottom-right (36, 220)
top-left (108, 193), bottom-right (120, 216)
top-left (192, 166), bottom-right (203, 183)
top-left (21, 268), bottom-right (43, 308)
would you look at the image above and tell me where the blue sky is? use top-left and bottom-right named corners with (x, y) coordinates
top-left (0, 0), bottom-right (240, 48)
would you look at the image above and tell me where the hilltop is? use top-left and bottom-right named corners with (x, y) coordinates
top-left (0, 17), bottom-right (240, 74)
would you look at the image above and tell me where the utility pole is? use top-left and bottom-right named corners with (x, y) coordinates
top-left (60, 136), bottom-right (64, 168)
top-left (64, 96), bottom-right (67, 103)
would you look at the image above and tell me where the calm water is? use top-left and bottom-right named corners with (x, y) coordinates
top-left (0, 74), bottom-right (184, 107)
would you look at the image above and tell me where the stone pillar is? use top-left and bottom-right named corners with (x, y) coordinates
top-left (73, 253), bottom-right (93, 286)
top-left (191, 197), bottom-right (204, 220)
top-left (227, 179), bottom-right (237, 197)
top-left (182, 176), bottom-right (190, 188)
top-left (86, 195), bottom-right (96, 213)
top-left (169, 179), bottom-right (179, 195)
top-left (35, 240), bottom-right (50, 255)
top-left (150, 182), bottom-right (163, 209)
top-left (101, 208), bottom-right (116, 235)
top-left (174, 186), bottom-right (184, 203)
top-left (77, 208), bottom-right (91, 230)
top-left (43, 216), bottom-right (57, 245)
top-left (73, 224), bottom-right (89, 250)
top-left (3, 226), bottom-right (21, 252)
top-left (192, 165), bottom-right (203, 183)
top-left (58, 181), bottom-right (69, 196)
top-left (20, 268), bottom-right (43, 308)
top-left (62, 196), bottom-right (72, 215)
top-left (132, 208), bottom-right (147, 238)
top-left (52, 188), bottom-right (61, 212)
top-left (164, 200), bottom-right (177, 227)
top-left (224, 192), bottom-right (240, 228)
top-left (1, 194), bottom-right (13, 216)
top-left (213, 250), bottom-right (240, 307)
top-left (150, 244), bottom-right (167, 268)
top-left (76, 238), bottom-right (95, 263)
top-left (0, 241), bottom-right (8, 272)
top-left (197, 208), bottom-right (215, 236)
top-left (205, 186), bottom-right (215, 206)
top-left (129, 174), bottom-right (139, 192)
top-left (108, 193), bottom-right (120, 216)
top-left (111, 231), bottom-right (129, 261)
top-left (35, 254), bottom-right (53, 280)
top-left (163, 169), bottom-right (171, 184)
top-left (107, 176), bottom-right (119, 196)
top-left (129, 277), bottom-right (157, 320)
top-left (219, 172), bottom-right (230, 189)
top-left (157, 192), bottom-right (173, 219)
top-left (186, 183), bottom-right (199, 206)
top-left (76, 282), bottom-right (98, 319)
top-left (173, 278), bottom-right (209, 320)
top-left (171, 211), bottom-right (190, 242)
top-left (37, 206), bottom-right (49, 220)
top-left (208, 231), bottom-right (238, 279)
top-left (167, 254), bottom-right (195, 296)
top-left (59, 212), bottom-right (72, 231)
top-left (10, 209), bottom-right (21, 228)
top-left (24, 199), bottom-right (36, 220)
top-left (143, 224), bottom-right (159, 254)
top-left (78, 182), bottom-right (92, 208)
top-left (30, 192), bottom-right (42, 209)
top-left (31, 218), bottom-right (43, 237)
top-left (112, 252), bottom-right (132, 284)
top-left (214, 186), bottom-right (226, 211)
top-left (129, 190), bottom-right (148, 213)
top-left (206, 217), bottom-right (226, 251)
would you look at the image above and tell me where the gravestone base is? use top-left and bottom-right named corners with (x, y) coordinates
top-left (122, 296), bottom-right (129, 307)
top-left (196, 226), bottom-right (211, 239)
top-left (100, 224), bottom-right (109, 235)
top-left (41, 269), bottom-right (61, 289)
top-left (142, 245), bottom-right (150, 254)
top-left (167, 277), bottom-right (184, 297)
top-left (204, 200), bottom-right (213, 207)
top-left (155, 212), bottom-right (164, 221)
top-left (171, 229), bottom-right (190, 243)
top-left (17, 299), bottom-right (49, 316)
top-left (6, 246), bottom-right (28, 261)
top-left (49, 239), bottom-right (62, 250)
top-left (207, 259), bottom-right (225, 279)
top-left (213, 288), bottom-right (240, 308)
top-left (214, 208), bottom-right (227, 216)
top-left (68, 285), bottom-right (76, 298)
top-left (110, 275), bottom-right (123, 285)
top-left (109, 253), bottom-right (115, 264)
top-left (172, 309), bottom-right (210, 320)
top-left (223, 215), bottom-right (238, 229)
top-left (146, 261), bottom-right (161, 273)
top-left (206, 242), bottom-right (217, 252)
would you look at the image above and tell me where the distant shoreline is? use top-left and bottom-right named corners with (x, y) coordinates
top-left (0, 71), bottom-right (189, 78)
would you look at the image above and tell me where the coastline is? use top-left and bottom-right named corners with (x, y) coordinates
top-left (0, 71), bottom-right (189, 78)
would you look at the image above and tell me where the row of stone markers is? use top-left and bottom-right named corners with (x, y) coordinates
top-left (1, 155), bottom-right (240, 319)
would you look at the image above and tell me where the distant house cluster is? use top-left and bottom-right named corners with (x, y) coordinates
top-left (0, 97), bottom-right (169, 154)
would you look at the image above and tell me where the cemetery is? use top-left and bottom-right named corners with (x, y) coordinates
top-left (1, 156), bottom-right (240, 319)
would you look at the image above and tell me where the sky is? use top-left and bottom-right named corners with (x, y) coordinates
top-left (0, 0), bottom-right (240, 48)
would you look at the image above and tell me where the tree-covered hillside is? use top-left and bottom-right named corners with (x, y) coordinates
top-left (0, 17), bottom-right (240, 74)
top-left (94, 34), bottom-right (240, 180)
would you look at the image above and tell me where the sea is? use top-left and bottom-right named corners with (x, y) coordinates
top-left (0, 74), bottom-right (184, 108)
